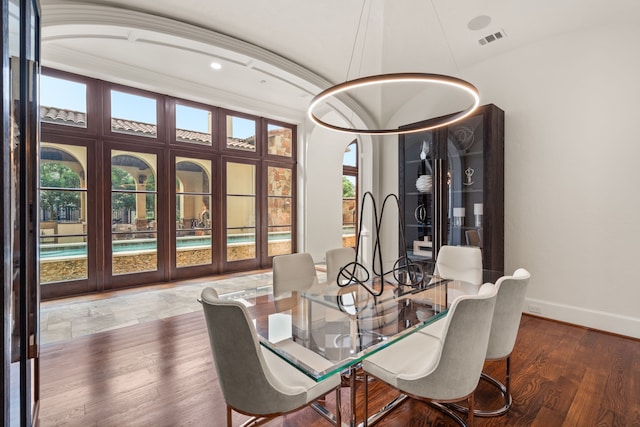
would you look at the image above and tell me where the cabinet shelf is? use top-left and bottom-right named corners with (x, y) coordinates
top-left (450, 188), bottom-right (483, 194)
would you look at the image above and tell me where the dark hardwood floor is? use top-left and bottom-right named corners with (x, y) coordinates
top-left (38, 311), bottom-right (640, 426)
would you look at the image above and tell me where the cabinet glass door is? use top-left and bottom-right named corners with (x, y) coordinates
top-left (446, 115), bottom-right (484, 248)
top-left (400, 132), bottom-right (436, 262)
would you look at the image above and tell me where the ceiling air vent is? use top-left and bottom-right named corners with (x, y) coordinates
top-left (478, 29), bottom-right (506, 46)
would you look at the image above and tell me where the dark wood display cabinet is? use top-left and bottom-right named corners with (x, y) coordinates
top-left (398, 104), bottom-right (504, 272)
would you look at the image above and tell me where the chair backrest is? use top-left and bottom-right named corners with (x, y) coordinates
top-left (486, 268), bottom-right (531, 360)
top-left (434, 245), bottom-right (483, 285)
top-left (200, 287), bottom-right (307, 415)
top-left (325, 247), bottom-right (357, 284)
top-left (272, 252), bottom-right (318, 297)
top-left (399, 283), bottom-right (497, 400)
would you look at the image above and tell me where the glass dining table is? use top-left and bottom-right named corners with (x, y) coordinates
top-left (226, 274), bottom-right (486, 427)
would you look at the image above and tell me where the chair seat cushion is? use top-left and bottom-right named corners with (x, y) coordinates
top-left (362, 331), bottom-right (442, 386)
top-left (261, 347), bottom-right (340, 402)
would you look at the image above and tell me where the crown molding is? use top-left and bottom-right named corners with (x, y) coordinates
top-left (40, 0), bottom-right (378, 130)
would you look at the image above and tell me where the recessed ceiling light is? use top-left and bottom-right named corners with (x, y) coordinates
top-left (467, 15), bottom-right (491, 31)
top-left (210, 62), bottom-right (222, 70)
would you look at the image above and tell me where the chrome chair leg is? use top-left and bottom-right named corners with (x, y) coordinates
top-left (363, 372), bottom-right (368, 427)
top-left (427, 401), bottom-right (469, 427)
top-left (447, 356), bottom-right (513, 417)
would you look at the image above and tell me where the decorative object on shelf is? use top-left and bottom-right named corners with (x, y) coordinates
top-left (464, 167), bottom-right (475, 186)
top-left (415, 140), bottom-right (433, 193)
top-left (337, 191), bottom-right (423, 297)
top-left (474, 203), bottom-right (483, 227)
top-left (307, 0), bottom-right (480, 136)
top-left (453, 207), bottom-right (466, 227)
top-left (413, 236), bottom-right (433, 257)
top-left (414, 204), bottom-right (427, 224)
top-left (415, 175), bottom-right (432, 193)
top-left (452, 126), bottom-right (475, 152)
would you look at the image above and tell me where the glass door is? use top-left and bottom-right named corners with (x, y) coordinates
top-left (3, 0), bottom-right (41, 423)
top-left (174, 156), bottom-right (215, 275)
top-left (38, 143), bottom-right (93, 297)
top-left (107, 148), bottom-right (164, 288)
top-left (223, 159), bottom-right (259, 270)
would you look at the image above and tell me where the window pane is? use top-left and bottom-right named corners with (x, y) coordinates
top-left (268, 226), bottom-right (292, 257)
top-left (343, 175), bottom-right (357, 248)
top-left (226, 115), bottom-right (256, 152)
top-left (111, 151), bottom-right (157, 275)
top-left (343, 142), bottom-right (357, 167)
top-left (176, 157), bottom-right (213, 268)
top-left (8, 0), bottom-right (19, 57)
top-left (226, 162), bottom-right (256, 261)
top-left (39, 145), bottom-right (88, 283)
top-left (267, 124), bottom-right (293, 157)
top-left (40, 75), bottom-right (87, 128)
top-left (227, 162), bottom-right (256, 195)
top-left (112, 233), bottom-right (158, 275)
top-left (176, 104), bottom-right (212, 145)
top-left (111, 90), bottom-right (157, 138)
top-left (267, 196), bottom-right (291, 227)
top-left (268, 166), bottom-right (292, 256)
top-left (176, 158), bottom-right (211, 193)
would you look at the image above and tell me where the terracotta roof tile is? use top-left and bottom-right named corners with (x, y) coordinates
top-left (111, 118), bottom-right (156, 136)
top-left (40, 106), bottom-right (87, 127)
top-left (226, 137), bottom-right (256, 151)
top-left (177, 129), bottom-right (212, 144)
top-left (40, 106), bottom-right (222, 146)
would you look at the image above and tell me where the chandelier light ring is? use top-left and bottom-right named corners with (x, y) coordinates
top-left (307, 73), bottom-right (480, 136)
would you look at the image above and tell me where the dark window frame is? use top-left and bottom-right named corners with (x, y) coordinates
top-left (39, 68), bottom-right (297, 298)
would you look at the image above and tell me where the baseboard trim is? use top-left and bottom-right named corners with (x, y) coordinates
top-left (524, 297), bottom-right (640, 340)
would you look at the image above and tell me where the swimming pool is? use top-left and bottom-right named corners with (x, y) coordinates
top-left (39, 232), bottom-right (292, 259)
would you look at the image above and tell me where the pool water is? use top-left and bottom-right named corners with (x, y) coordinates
top-left (40, 232), bottom-right (291, 259)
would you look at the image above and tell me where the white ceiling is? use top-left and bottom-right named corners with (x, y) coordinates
top-left (40, 0), bottom-right (640, 126)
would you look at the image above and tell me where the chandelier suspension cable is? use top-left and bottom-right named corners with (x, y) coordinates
top-left (430, 0), bottom-right (460, 73)
top-left (345, 0), bottom-right (369, 82)
top-left (307, 1), bottom-right (480, 135)
top-left (342, 0), bottom-right (371, 129)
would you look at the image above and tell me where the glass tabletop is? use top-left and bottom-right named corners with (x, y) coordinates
top-left (238, 275), bottom-right (480, 381)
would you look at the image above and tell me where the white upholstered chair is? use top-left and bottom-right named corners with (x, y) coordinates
top-left (200, 287), bottom-right (342, 426)
top-left (272, 252), bottom-right (318, 298)
top-left (325, 247), bottom-right (357, 284)
top-left (361, 283), bottom-right (498, 427)
top-left (449, 268), bottom-right (531, 416)
top-left (434, 245), bottom-right (483, 285)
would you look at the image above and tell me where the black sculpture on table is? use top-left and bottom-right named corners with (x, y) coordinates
top-left (337, 191), bottom-right (423, 297)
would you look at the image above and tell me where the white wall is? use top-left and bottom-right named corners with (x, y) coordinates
top-left (377, 23), bottom-right (640, 338)
top-left (303, 121), bottom-right (354, 262)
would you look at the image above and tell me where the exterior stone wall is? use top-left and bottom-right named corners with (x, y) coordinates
top-left (176, 248), bottom-right (212, 268)
top-left (41, 241), bottom-right (294, 282)
top-left (342, 235), bottom-right (356, 248)
top-left (40, 258), bottom-right (87, 283)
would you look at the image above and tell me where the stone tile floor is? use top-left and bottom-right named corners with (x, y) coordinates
top-left (40, 268), bottom-right (326, 345)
